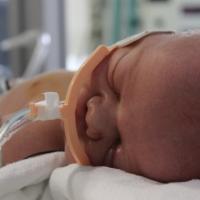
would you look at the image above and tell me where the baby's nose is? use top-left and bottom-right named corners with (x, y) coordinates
top-left (85, 95), bottom-right (117, 141)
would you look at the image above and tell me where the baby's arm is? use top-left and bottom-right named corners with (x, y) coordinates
top-left (0, 71), bottom-right (74, 165)
top-left (2, 120), bottom-right (65, 165)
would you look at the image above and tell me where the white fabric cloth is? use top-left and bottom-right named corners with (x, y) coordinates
top-left (0, 152), bottom-right (66, 200)
top-left (1, 152), bottom-right (200, 200)
top-left (50, 164), bottom-right (200, 200)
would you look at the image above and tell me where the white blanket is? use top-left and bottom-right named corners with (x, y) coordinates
top-left (0, 152), bottom-right (67, 200)
top-left (1, 152), bottom-right (200, 200)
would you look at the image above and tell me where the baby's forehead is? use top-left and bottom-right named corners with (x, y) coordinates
top-left (108, 31), bottom-right (200, 68)
top-left (108, 32), bottom-right (169, 63)
top-left (107, 33), bottom-right (167, 74)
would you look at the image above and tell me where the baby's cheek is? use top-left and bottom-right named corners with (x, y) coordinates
top-left (131, 138), bottom-right (200, 182)
top-left (112, 144), bottom-right (140, 174)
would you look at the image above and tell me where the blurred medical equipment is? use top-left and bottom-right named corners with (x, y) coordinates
top-left (0, 30), bottom-right (51, 79)
top-left (102, 0), bottom-right (140, 44)
top-left (140, 0), bottom-right (200, 31)
top-left (0, 30), bottom-right (51, 96)
top-left (100, 0), bottom-right (200, 46)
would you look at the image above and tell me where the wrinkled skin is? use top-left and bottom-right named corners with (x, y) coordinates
top-left (3, 32), bottom-right (200, 182)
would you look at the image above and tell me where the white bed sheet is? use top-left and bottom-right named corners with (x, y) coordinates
top-left (0, 152), bottom-right (200, 200)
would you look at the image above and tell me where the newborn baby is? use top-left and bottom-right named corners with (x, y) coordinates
top-left (2, 30), bottom-right (200, 183)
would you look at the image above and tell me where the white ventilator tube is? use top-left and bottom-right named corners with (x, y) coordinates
top-left (0, 30), bottom-right (175, 166)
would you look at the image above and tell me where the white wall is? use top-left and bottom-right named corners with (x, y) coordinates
top-left (65, 0), bottom-right (91, 70)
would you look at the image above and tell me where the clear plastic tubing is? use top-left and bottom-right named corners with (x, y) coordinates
top-left (0, 108), bottom-right (33, 147)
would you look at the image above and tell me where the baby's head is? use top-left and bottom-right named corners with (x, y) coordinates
top-left (75, 30), bottom-right (200, 182)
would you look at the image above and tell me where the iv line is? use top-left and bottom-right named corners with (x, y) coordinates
top-left (0, 108), bottom-right (33, 147)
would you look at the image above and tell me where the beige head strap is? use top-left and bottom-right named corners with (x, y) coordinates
top-left (60, 30), bottom-right (174, 165)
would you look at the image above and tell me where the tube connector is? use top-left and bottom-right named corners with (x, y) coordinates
top-left (29, 92), bottom-right (61, 121)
